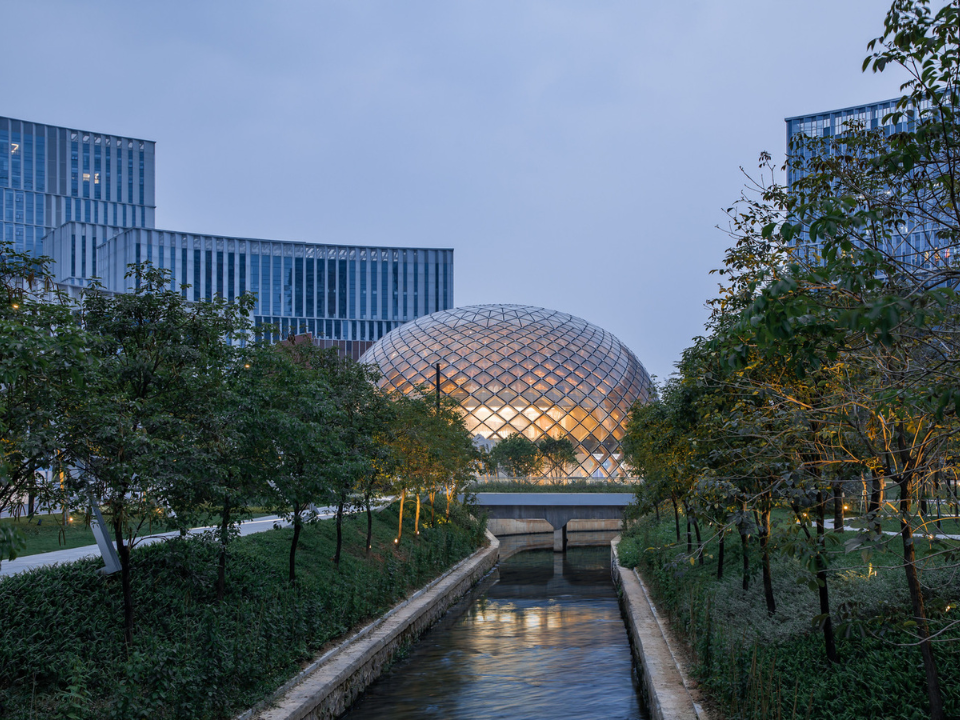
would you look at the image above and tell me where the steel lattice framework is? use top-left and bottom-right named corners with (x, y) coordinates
top-left (360, 304), bottom-right (652, 477)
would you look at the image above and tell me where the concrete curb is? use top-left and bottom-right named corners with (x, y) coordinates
top-left (611, 536), bottom-right (708, 720)
top-left (239, 530), bottom-right (500, 720)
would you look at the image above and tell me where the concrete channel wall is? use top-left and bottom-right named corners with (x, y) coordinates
top-left (611, 537), bottom-right (708, 720)
top-left (242, 531), bottom-right (500, 720)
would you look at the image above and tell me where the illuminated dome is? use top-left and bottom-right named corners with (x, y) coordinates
top-left (360, 304), bottom-right (652, 477)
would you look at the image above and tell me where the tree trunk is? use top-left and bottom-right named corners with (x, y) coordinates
top-left (415, 493), bottom-right (421, 535)
top-left (216, 495), bottom-right (231, 603)
top-left (334, 499), bottom-right (345, 567)
top-left (114, 518), bottom-right (134, 648)
top-left (832, 484), bottom-right (844, 533)
top-left (429, 491), bottom-right (435, 523)
top-left (739, 524), bottom-right (750, 591)
top-left (365, 494), bottom-right (373, 556)
top-left (758, 504), bottom-right (776, 615)
top-left (815, 491), bottom-right (839, 663)
top-left (898, 471), bottom-right (944, 719)
top-left (692, 515), bottom-right (703, 565)
top-left (397, 491), bottom-right (405, 543)
top-left (869, 472), bottom-right (884, 530)
top-left (717, 530), bottom-right (725, 580)
top-left (289, 513), bottom-right (302, 583)
top-left (670, 494), bottom-right (681, 542)
top-left (27, 492), bottom-right (35, 517)
top-left (654, 501), bottom-right (660, 523)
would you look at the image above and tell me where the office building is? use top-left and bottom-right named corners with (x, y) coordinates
top-left (785, 98), bottom-right (948, 267)
top-left (0, 115), bottom-right (155, 260)
top-left (0, 113), bottom-right (452, 343)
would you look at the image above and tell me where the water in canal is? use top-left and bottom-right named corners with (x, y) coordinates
top-left (342, 545), bottom-right (646, 720)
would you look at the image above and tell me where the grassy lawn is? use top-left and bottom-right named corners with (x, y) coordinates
top-left (618, 510), bottom-right (960, 720)
top-left (0, 500), bottom-right (486, 720)
top-left (841, 510), bottom-right (960, 536)
top-left (0, 512), bottom-right (101, 556)
top-left (0, 509), bottom-right (279, 558)
top-left (471, 479), bottom-right (638, 493)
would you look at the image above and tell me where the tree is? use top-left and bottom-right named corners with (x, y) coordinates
top-left (490, 433), bottom-right (542, 478)
top-left (247, 341), bottom-right (343, 582)
top-left (537, 436), bottom-right (577, 481)
top-left (62, 263), bottom-right (248, 645)
top-left (704, 4), bottom-right (960, 707)
top-left (319, 351), bottom-right (386, 567)
top-left (0, 243), bottom-right (88, 533)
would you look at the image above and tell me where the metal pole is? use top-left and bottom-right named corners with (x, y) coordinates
top-left (436, 362), bottom-right (441, 412)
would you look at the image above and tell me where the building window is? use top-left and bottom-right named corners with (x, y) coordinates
top-left (251, 254), bottom-right (260, 312)
top-left (71, 140), bottom-right (79, 197)
top-left (328, 259), bottom-right (337, 318)
top-left (0, 128), bottom-right (8, 187)
top-left (239, 252), bottom-right (246, 297)
top-left (360, 259), bottom-right (367, 318)
top-left (317, 258), bottom-right (325, 317)
top-left (273, 255), bottom-right (282, 318)
top-left (294, 256), bottom-right (303, 316)
top-left (23, 131), bottom-right (32, 191)
top-left (305, 258), bottom-right (314, 318)
top-left (203, 250), bottom-right (214, 300)
top-left (227, 251), bottom-right (235, 302)
top-left (349, 259), bottom-right (356, 319)
top-left (11, 129), bottom-right (20, 189)
top-left (93, 144), bottom-right (101, 199)
top-left (82, 142), bottom-right (90, 198)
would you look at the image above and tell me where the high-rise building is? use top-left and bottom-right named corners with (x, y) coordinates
top-left (785, 98), bottom-right (947, 267)
top-left (0, 115), bottom-right (156, 260)
top-left (1, 113), bottom-right (453, 345)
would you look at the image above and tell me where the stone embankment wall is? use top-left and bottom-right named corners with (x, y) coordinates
top-left (242, 532), bottom-right (500, 720)
top-left (611, 537), bottom-right (709, 720)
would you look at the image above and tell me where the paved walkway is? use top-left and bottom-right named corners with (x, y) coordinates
top-left (824, 517), bottom-right (960, 541)
top-left (0, 509), bottom-right (338, 578)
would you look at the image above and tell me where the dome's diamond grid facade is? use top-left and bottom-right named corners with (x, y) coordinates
top-left (361, 304), bottom-right (652, 477)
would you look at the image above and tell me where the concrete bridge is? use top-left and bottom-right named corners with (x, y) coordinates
top-left (473, 493), bottom-right (634, 552)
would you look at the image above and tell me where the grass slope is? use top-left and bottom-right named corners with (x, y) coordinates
top-left (618, 514), bottom-right (960, 720)
top-left (0, 501), bottom-right (485, 720)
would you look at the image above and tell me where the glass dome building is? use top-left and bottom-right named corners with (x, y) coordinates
top-left (360, 304), bottom-right (652, 478)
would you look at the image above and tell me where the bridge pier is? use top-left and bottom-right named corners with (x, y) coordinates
top-left (553, 524), bottom-right (567, 552)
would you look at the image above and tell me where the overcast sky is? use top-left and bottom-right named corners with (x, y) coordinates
top-left (2, 1), bottom-right (911, 380)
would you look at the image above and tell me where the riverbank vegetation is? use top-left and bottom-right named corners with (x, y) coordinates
top-left (621, 3), bottom-right (960, 718)
top-left (0, 499), bottom-right (486, 720)
top-left (0, 237), bottom-right (484, 716)
top-left (471, 478), bottom-right (637, 493)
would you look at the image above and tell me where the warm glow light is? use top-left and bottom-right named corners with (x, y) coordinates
top-left (362, 304), bottom-right (652, 478)
top-left (244, 363), bottom-right (251, 369)
top-left (11, 304), bottom-right (18, 309)
top-left (394, 538), bottom-right (399, 544)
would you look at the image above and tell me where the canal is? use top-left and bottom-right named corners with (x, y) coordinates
top-left (342, 545), bottom-right (647, 720)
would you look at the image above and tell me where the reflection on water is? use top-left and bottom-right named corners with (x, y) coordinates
top-left (343, 546), bottom-right (646, 720)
